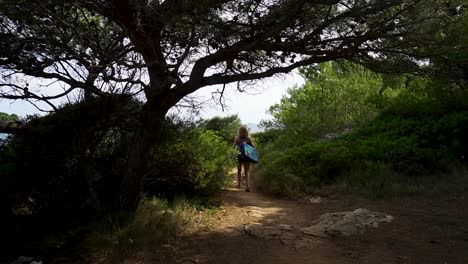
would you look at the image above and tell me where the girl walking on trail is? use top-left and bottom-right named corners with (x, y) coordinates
top-left (234, 126), bottom-right (254, 192)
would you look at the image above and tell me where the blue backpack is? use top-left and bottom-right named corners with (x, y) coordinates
top-left (238, 141), bottom-right (259, 163)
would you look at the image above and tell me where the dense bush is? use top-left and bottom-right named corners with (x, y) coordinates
top-left (260, 107), bottom-right (468, 194)
top-left (0, 98), bottom-right (236, 260)
top-left (260, 141), bottom-right (355, 193)
top-left (0, 100), bottom-right (236, 221)
top-left (265, 62), bottom-right (382, 144)
top-left (145, 119), bottom-right (235, 198)
top-left (0, 112), bottom-right (19, 122)
top-left (0, 95), bottom-right (141, 218)
top-left (0, 95), bottom-right (142, 260)
top-left (258, 63), bottom-right (468, 195)
top-left (198, 115), bottom-right (242, 144)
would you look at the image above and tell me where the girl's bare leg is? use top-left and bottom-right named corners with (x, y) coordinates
top-left (236, 163), bottom-right (242, 188)
top-left (243, 162), bottom-right (251, 191)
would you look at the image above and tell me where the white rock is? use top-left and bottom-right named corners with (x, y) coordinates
top-left (301, 208), bottom-right (393, 237)
top-left (309, 197), bottom-right (322, 203)
top-left (17, 256), bottom-right (34, 263)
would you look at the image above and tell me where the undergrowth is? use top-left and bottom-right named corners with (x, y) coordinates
top-left (84, 196), bottom-right (217, 263)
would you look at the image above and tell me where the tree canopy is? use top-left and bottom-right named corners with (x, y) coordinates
top-left (0, 112), bottom-right (19, 122)
top-left (0, 0), bottom-right (465, 212)
top-left (0, 0), bottom-right (463, 111)
top-left (267, 62), bottom-right (382, 140)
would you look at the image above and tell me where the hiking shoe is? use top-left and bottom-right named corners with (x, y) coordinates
top-left (245, 187), bottom-right (250, 192)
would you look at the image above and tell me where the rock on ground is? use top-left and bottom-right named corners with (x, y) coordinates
top-left (300, 208), bottom-right (393, 237)
top-left (243, 208), bottom-right (393, 249)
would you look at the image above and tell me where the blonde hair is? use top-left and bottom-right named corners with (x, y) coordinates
top-left (238, 126), bottom-right (249, 139)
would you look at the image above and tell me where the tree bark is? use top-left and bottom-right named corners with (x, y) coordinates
top-left (119, 101), bottom-right (168, 213)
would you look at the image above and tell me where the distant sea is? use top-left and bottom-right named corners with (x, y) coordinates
top-left (246, 123), bottom-right (264, 133)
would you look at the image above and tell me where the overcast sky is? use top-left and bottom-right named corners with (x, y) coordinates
top-left (0, 71), bottom-right (305, 125)
top-left (191, 70), bottom-right (304, 124)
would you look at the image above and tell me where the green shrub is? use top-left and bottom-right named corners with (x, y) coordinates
top-left (0, 112), bottom-right (19, 122)
top-left (252, 129), bottom-right (280, 146)
top-left (260, 141), bottom-right (356, 194)
top-left (198, 115), bottom-right (242, 144)
top-left (145, 125), bottom-right (235, 198)
top-left (259, 108), bottom-right (468, 195)
top-left (0, 95), bottom-right (143, 261)
top-left (0, 95), bottom-right (141, 219)
top-left (258, 61), bottom-right (468, 196)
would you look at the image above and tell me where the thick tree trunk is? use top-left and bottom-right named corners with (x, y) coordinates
top-left (119, 102), bottom-right (167, 213)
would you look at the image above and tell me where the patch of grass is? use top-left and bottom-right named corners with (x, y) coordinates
top-left (337, 162), bottom-right (468, 199)
top-left (85, 196), bottom-right (214, 263)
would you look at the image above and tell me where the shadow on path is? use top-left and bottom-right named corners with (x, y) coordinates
top-left (133, 173), bottom-right (468, 264)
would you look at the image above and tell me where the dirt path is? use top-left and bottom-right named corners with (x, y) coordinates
top-left (135, 174), bottom-right (468, 264)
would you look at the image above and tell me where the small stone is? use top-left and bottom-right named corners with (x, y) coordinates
top-left (243, 225), bottom-right (251, 233)
top-left (277, 224), bottom-right (294, 231)
top-left (309, 197), bottom-right (322, 203)
top-left (17, 256), bottom-right (34, 263)
top-left (279, 232), bottom-right (296, 246)
top-left (300, 225), bottom-right (327, 238)
top-left (243, 225), bottom-right (283, 239)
